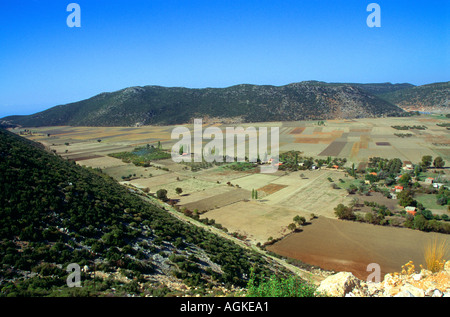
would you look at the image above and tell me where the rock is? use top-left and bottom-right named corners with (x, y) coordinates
top-left (445, 261), bottom-right (450, 273)
top-left (399, 284), bottom-right (425, 297)
top-left (432, 289), bottom-right (443, 297)
top-left (382, 273), bottom-right (402, 297)
top-left (425, 288), bottom-right (436, 297)
top-left (394, 290), bottom-right (414, 297)
top-left (412, 273), bottom-right (422, 281)
top-left (316, 272), bottom-right (366, 297)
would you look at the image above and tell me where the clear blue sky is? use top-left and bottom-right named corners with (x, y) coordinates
top-left (0, 0), bottom-right (449, 117)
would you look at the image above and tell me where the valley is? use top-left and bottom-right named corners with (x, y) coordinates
top-left (14, 114), bottom-right (450, 281)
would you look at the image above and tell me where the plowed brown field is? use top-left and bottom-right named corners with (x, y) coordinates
top-left (267, 217), bottom-right (450, 280)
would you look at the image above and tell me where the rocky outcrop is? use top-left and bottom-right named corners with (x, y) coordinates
top-left (316, 261), bottom-right (450, 297)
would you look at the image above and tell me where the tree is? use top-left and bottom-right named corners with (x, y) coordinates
top-left (334, 204), bottom-right (356, 220)
top-left (156, 189), bottom-right (168, 201)
top-left (398, 173), bottom-right (412, 186)
top-left (347, 184), bottom-right (357, 194)
top-left (433, 157), bottom-right (445, 168)
top-left (175, 187), bottom-right (183, 195)
top-left (413, 214), bottom-right (429, 231)
top-left (398, 189), bottom-right (416, 207)
top-left (287, 223), bottom-right (297, 232)
top-left (421, 155), bottom-right (433, 169)
top-left (293, 215), bottom-right (306, 226)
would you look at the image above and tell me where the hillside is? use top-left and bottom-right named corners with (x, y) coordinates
top-left (0, 128), bottom-right (299, 297)
top-left (350, 83), bottom-right (415, 95)
top-left (376, 82), bottom-right (450, 112)
top-left (0, 81), bottom-right (405, 127)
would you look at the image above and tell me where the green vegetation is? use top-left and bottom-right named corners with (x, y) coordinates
top-left (223, 162), bottom-right (257, 172)
top-left (394, 133), bottom-right (413, 138)
top-left (391, 125), bottom-right (427, 130)
top-left (0, 129), bottom-right (294, 297)
top-left (245, 268), bottom-right (319, 297)
top-left (377, 81), bottom-right (450, 111)
top-left (0, 81), bottom-right (404, 127)
top-left (278, 151), bottom-right (347, 172)
top-left (334, 155), bottom-right (450, 234)
top-left (108, 144), bottom-right (171, 167)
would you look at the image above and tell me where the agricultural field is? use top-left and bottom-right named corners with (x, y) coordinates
top-left (266, 216), bottom-right (450, 280)
top-left (14, 114), bottom-right (450, 278)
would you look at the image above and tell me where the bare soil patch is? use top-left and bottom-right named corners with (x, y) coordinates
top-left (376, 142), bottom-right (391, 146)
top-left (318, 141), bottom-right (347, 156)
top-left (257, 183), bottom-right (288, 195)
top-left (290, 127), bottom-right (305, 134)
top-left (267, 217), bottom-right (450, 280)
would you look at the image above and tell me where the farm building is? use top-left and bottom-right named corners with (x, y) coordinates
top-left (405, 206), bottom-right (417, 216)
top-left (403, 161), bottom-right (414, 171)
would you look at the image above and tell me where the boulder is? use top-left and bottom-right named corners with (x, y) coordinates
top-left (316, 272), bottom-right (366, 297)
top-left (399, 284), bottom-right (425, 297)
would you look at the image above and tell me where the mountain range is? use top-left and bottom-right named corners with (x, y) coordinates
top-left (1, 81), bottom-right (448, 127)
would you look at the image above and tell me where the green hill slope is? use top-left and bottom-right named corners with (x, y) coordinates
top-left (1, 82), bottom-right (404, 127)
top-left (0, 129), bottom-right (294, 297)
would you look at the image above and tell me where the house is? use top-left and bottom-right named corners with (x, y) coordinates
top-left (405, 206), bottom-right (417, 216)
top-left (394, 185), bottom-right (404, 192)
top-left (332, 165), bottom-right (339, 169)
top-left (425, 177), bottom-right (434, 184)
top-left (403, 161), bottom-right (414, 170)
top-left (369, 172), bottom-right (377, 176)
top-left (390, 193), bottom-right (398, 200)
top-left (433, 183), bottom-right (445, 189)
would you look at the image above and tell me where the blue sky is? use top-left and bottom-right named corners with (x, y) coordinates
top-left (0, 0), bottom-right (449, 117)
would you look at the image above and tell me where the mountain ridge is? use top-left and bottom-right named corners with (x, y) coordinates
top-left (1, 81), bottom-right (447, 128)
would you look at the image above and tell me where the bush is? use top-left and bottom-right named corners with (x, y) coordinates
top-left (423, 236), bottom-right (448, 273)
top-left (246, 269), bottom-right (319, 297)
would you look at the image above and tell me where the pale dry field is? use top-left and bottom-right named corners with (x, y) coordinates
top-left (205, 200), bottom-right (302, 243)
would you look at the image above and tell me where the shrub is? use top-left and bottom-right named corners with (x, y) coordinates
top-left (423, 236), bottom-right (448, 273)
top-left (246, 268), bottom-right (319, 297)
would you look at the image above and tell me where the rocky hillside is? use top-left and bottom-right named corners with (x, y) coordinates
top-left (376, 82), bottom-right (450, 112)
top-left (0, 81), bottom-right (404, 127)
top-left (0, 128), bottom-right (296, 297)
top-left (317, 261), bottom-right (450, 297)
